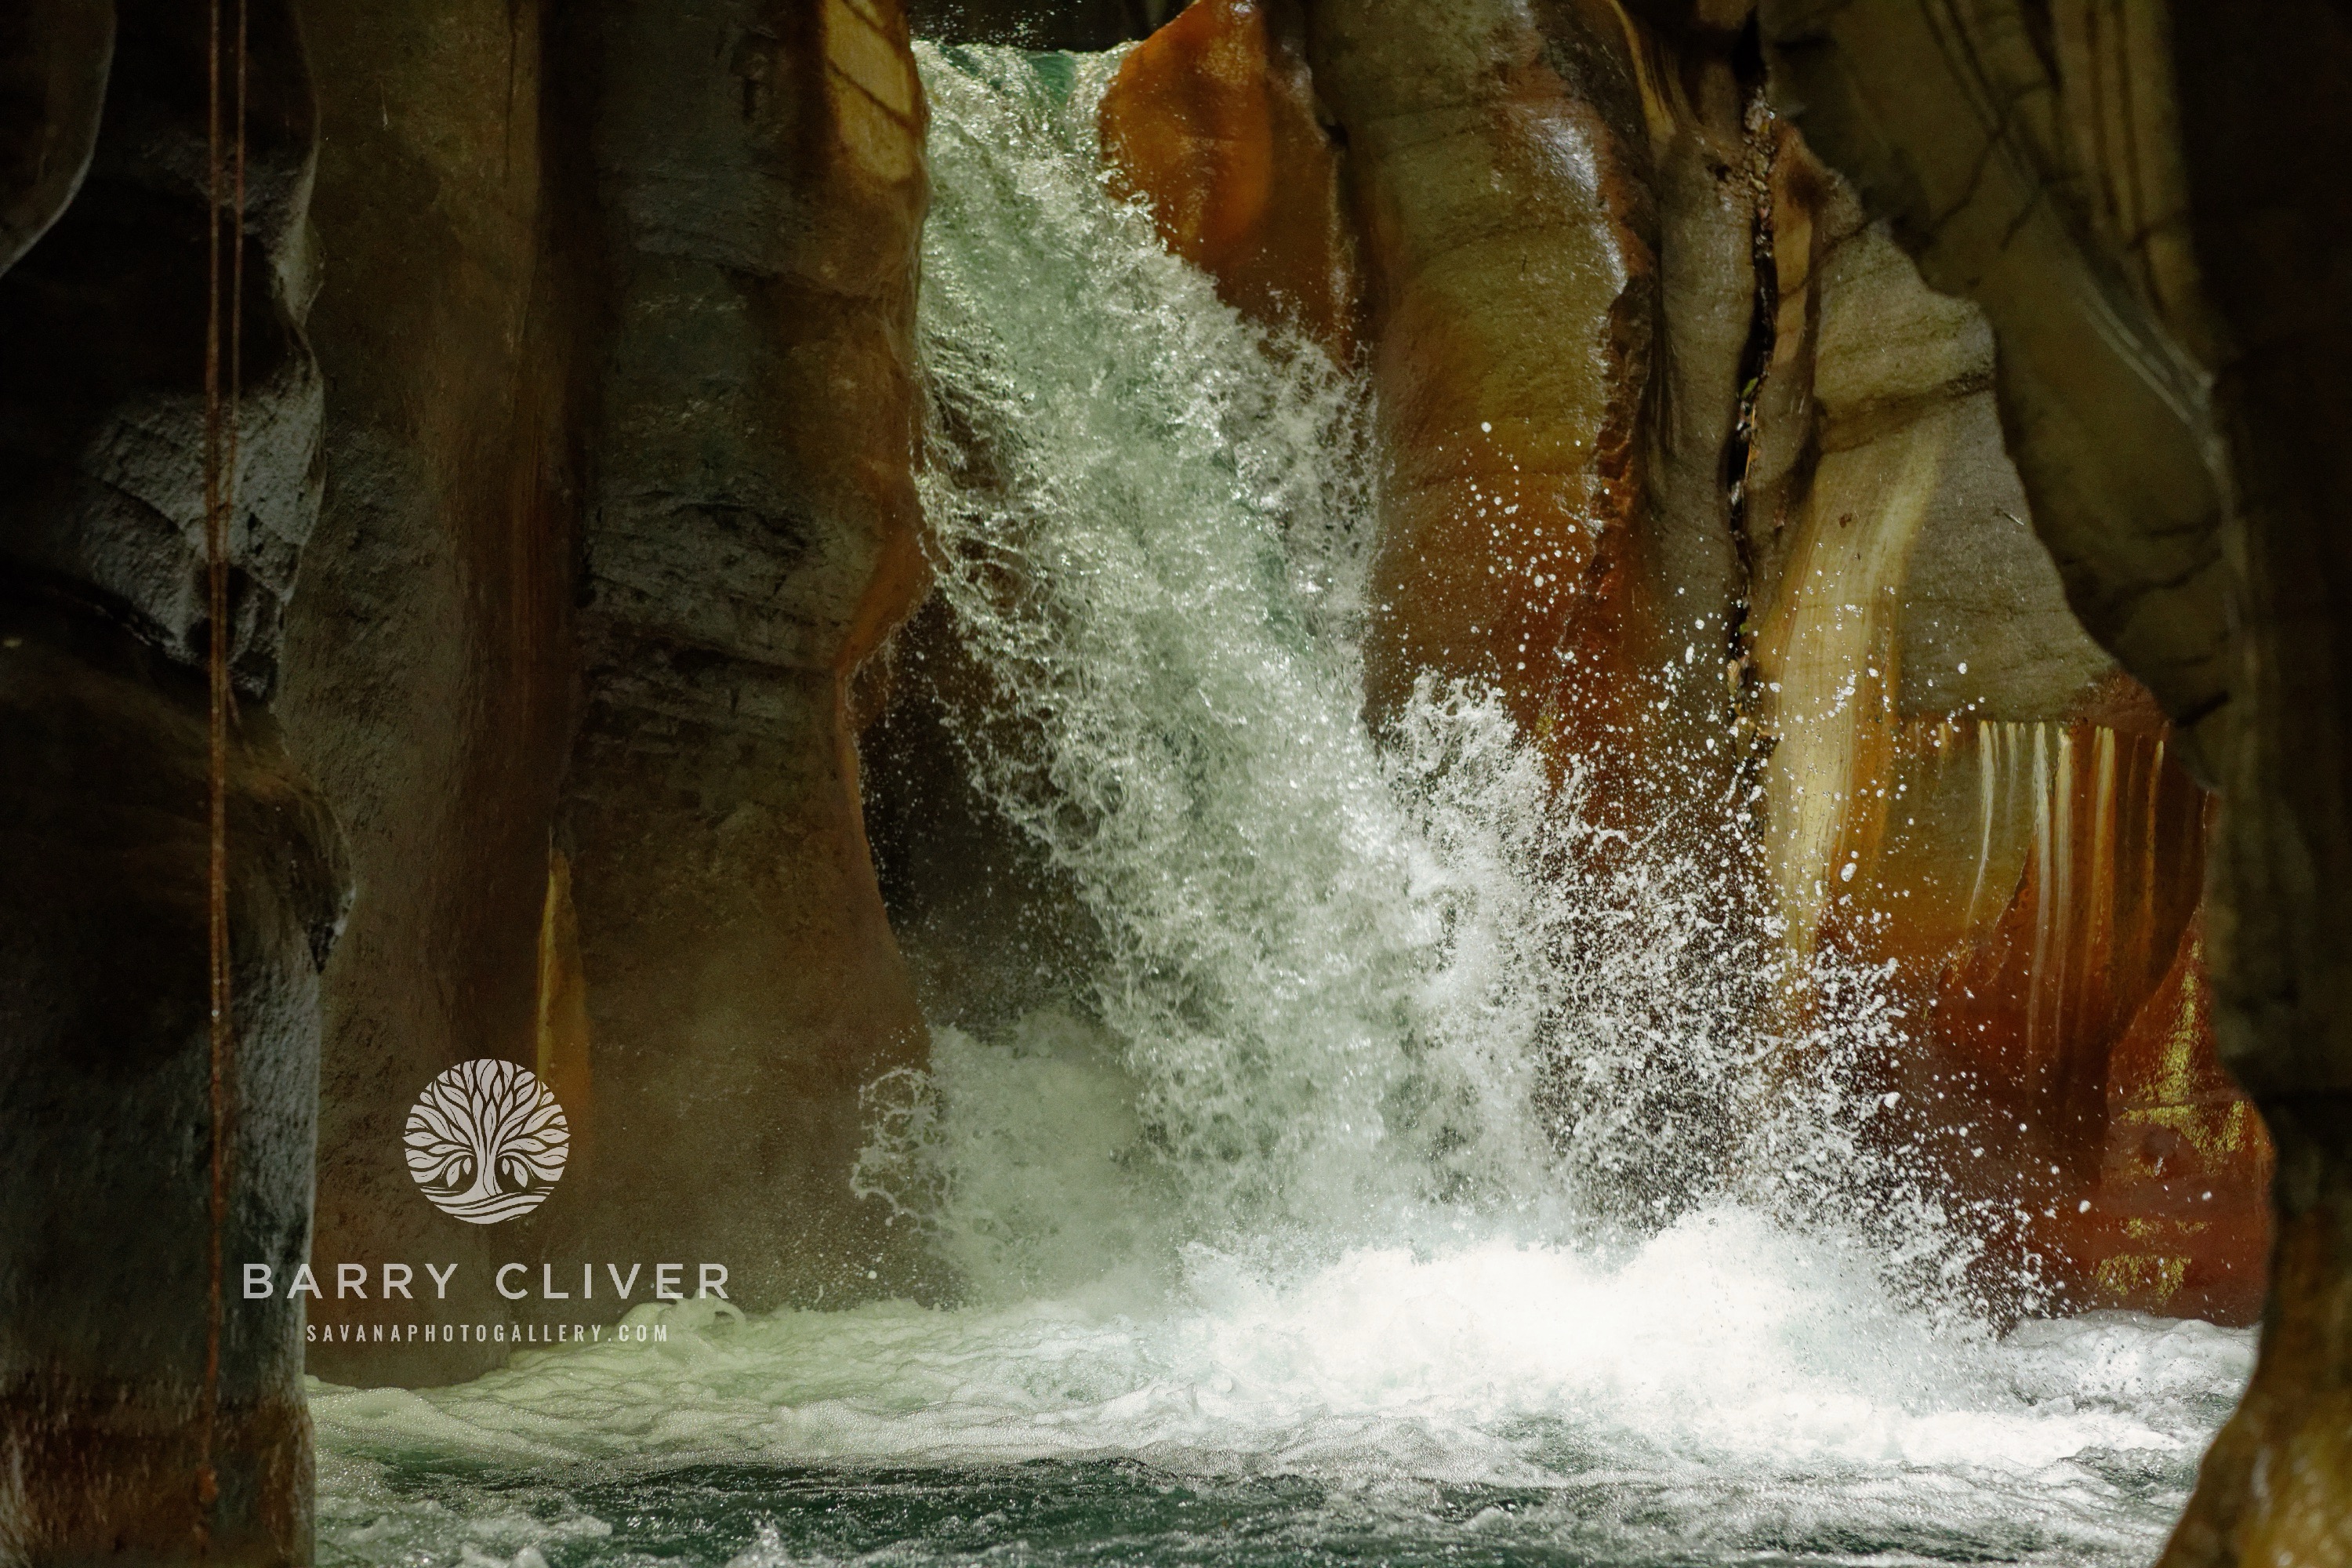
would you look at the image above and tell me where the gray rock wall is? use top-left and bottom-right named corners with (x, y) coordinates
top-left (0, 1), bottom-right (347, 1559)
top-left (555, 0), bottom-right (935, 1312)
top-left (276, 0), bottom-right (590, 1386)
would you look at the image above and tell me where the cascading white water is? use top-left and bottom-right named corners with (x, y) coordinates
top-left (309, 44), bottom-right (2250, 1568)
top-left (861, 42), bottom-right (1944, 1301)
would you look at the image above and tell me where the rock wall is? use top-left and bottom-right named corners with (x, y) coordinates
top-left (1759, 0), bottom-right (2352, 1556)
top-left (553, 0), bottom-right (935, 1310)
top-left (1307, 0), bottom-right (1748, 836)
top-left (1098, 0), bottom-right (1358, 358)
top-left (0, 1), bottom-right (348, 1559)
top-left (9, 2), bottom-right (940, 1507)
top-left (276, 0), bottom-right (591, 1385)
top-left (1747, 133), bottom-right (2266, 1321)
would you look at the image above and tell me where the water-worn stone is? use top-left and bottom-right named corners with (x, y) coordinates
top-left (1099, 0), bottom-right (1359, 358)
top-left (275, 0), bottom-right (591, 1386)
top-left (0, 1), bottom-right (347, 1558)
top-left (1758, 0), bottom-right (2352, 1553)
top-left (1308, 0), bottom-right (1745, 834)
top-left (557, 0), bottom-right (935, 1309)
top-left (1744, 143), bottom-right (2264, 1321)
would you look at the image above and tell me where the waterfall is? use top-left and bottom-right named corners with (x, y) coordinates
top-left (864, 41), bottom-right (1944, 1303)
top-left (305, 45), bottom-right (2252, 1568)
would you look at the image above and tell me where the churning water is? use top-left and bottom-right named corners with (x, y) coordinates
top-left (313, 45), bottom-right (2249, 1568)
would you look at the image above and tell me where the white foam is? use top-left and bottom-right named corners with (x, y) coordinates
top-left (314, 1210), bottom-right (2247, 1497)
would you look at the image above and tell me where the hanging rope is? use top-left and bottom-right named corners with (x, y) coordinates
top-left (196, 0), bottom-right (249, 1542)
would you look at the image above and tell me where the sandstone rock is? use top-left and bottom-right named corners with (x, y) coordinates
top-left (556, 0), bottom-right (935, 1310)
top-left (1759, 0), bottom-right (2352, 1552)
top-left (1308, 0), bottom-right (1744, 833)
top-left (1759, 0), bottom-right (2230, 781)
top-left (1099, 0), bottom-right (1359, 357)
top-left (1749, 134), bottom-right (2264, 1321)
top-left (1279, 0), bottom-right (2262, 1318)
top-left (0, 606), bottom-right (343, 1568)
top-left (274, 0), bottom-right (590, 1385)
top-left (275, 0), bottom-right (943, 1356)
top-left (0, 0), bottom-right (321, 699)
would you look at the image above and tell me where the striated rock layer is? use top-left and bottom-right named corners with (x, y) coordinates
top-left (553, 0), bottom-right (936, 1311)
top-left (1759, 0), bottom-right (2352, 1556)
top-left (0, 0), bottom-right (349, 1559)
top-left (276, 0), bottom-right (593, 1385)
top-left (1746, 136), bottom-right (2267, 1321)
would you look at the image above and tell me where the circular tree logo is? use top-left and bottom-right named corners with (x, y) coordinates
top-left (404, 1059), bottom-right (569, 1224)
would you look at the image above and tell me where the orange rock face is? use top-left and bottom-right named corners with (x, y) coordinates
top-left (1307, 0), bottom-right (1752, 836)
top-left (1752, 140), bottom-right (2268, 1321)
top-left (1108, 2), bottom-right (1758, 835)
top-left (1099, 0), bottom-right (1359, 357)
top-left (1820, 720), bottom-right (2270, 1319)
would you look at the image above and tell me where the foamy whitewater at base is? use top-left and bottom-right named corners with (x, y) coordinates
top-left (313, 43), bottom-right (2249, 1566)
top-left (313, 1221), bottom-right (2247, 1565)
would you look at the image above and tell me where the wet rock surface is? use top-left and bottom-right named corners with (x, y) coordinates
top-left (276, 0), bottom-right (590, 1385)
top-left (1099, 0), bottom-right (1359, 358)
top-left (1307, 0), bottom-right (1747, 837)
top-left (0, 2), bottom-right (347, 1558)
top-left (554, 0), bottom-right (935, 1311)
top-left (1746, 144), bottom-right (2264, 1322)
top-left (1759, 0), bottom-right (2352, 1555)
top-left (1097, 0), bottom-right (2263, 1319)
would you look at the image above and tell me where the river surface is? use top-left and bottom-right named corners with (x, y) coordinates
top-left (313, 1238), bottom-right (2246, 1567)
top-left (313, 45), bottom-right (2248, 1567)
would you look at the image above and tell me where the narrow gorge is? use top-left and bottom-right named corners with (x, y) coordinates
top-left (2, 2), bottom-right (2347, 1566)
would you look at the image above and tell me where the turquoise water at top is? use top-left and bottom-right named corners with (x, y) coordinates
top-left (312, 44), bottom-right (2247, 1568)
